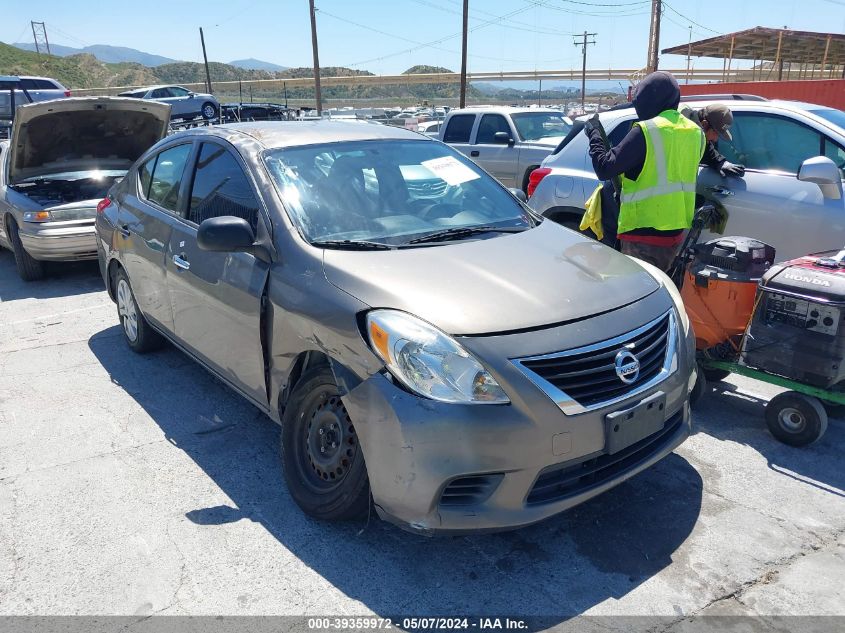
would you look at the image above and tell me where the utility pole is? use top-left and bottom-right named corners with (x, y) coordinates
top-left (573, 31), bottom-right (596, 113)
top-left (309, 0), bottom-right (323, 115)
top-left (30, 21), bottom-right (51, 56)
top-left (459, 0), bottom-right (469, 108)
top-left (199, 28), bottom-right (213, 94)
top-left (538, 78), bottom-right (542, 107)
top-left (685, 25), bottom-right (692, 84)
top-left (646, 0), bottom-right (662, 73)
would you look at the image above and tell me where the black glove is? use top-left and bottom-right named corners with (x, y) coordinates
top-left (719, 161), bottom-right (745, 178)
top-left (583, 113), bottom-right (600, 136)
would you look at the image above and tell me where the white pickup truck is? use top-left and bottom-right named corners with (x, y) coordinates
top-left (438, 106), bottom-right (572, 191)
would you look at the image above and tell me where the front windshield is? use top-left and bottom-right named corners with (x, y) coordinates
top-left (810, 108), bottom-right (845, 131)
top-left (511, 112), bottom-right (571, 141)
top-left (264, 140), bottom-right (533, 245)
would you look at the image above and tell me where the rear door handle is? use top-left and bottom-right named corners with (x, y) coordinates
top-left (118, 224), bottom-right (131, 237)
top-left (172, 254), bottom-right (190, 271)
top-left (708, 185), bottom-right (734, 196)
top-left (470, 150), bottom-right (480, 157)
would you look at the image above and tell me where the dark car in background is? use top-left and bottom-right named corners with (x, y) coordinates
top-left (95, 120), bottom-right (695, 534)
top-left (221, 102), bottom-right (292, 122)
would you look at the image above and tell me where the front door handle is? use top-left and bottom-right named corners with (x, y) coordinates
top-left (708, 185), bottom-right (734, 196)
top-left (118, 224), bottom-right (130, 238)
top-left (470, 150), bottom-right (480, 157)
top-left (172, 254), bottom-right (190, 271)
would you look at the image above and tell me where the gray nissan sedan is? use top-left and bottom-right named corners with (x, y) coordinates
top-left (95, 121), bottom-right (695, 534)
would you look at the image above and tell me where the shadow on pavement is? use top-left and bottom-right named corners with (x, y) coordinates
top-left (0, 248), bottom-right (104, 302)
top-left (89, 325), bottom-right (703, 621)
top-left (693, 380), bottom-right (845, 499)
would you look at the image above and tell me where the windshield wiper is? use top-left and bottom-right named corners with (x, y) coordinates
top-left (310, 239), bottom-right (394, 250)
top-left (406, 225), bottom-right (527, 245)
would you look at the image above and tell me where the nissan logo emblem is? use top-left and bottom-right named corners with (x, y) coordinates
top-left (614, 349), bottom-right (640, 384)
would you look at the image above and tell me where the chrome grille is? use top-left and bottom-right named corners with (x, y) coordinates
top-left (513, 311), bottom-right (676, 415)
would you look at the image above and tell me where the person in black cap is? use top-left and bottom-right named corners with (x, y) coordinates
top-left (680, 103), bottom-right (745, 177)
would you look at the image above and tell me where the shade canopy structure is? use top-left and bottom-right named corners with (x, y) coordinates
top-left (661, 27), bottom-right (845, 81)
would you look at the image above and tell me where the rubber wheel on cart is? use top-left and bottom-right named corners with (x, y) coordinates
top-left (8, 218), bottom-right (45, 281)
top-left (281, 365), bottom-right (370, 521)
top-left (114, 268), bottom-right (164, 353)
top-left (702, 367), bottom-right (732, 383)
top-left (765, 391), bottom-right (828, 447)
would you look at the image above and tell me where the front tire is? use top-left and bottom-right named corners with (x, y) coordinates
top-left (765, 391), bottom-right (828, 447)
top-left (281, 365), bottom-right (369, 521)
top-left (201, 102), bottom-right (217, 120)
top-left (114, 268), bottom-right (164, 353)
top-left (8, 219), bottom-right (45, 281)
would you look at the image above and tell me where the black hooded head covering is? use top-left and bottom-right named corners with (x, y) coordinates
top-left (632, 71), bottom-right (680, 120)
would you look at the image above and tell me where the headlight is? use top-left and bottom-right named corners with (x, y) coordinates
top-left (22, 211), bottom-right (52, 223)
top-left (635, 259), bottom-right (690, 335)
top-left (365, 310), bottom-right (509, 404)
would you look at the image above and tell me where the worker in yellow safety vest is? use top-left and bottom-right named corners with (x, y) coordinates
top-left (585, 71), bottom-right (705, 272)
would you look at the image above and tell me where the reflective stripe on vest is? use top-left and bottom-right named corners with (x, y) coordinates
top-left (619, 119), bottom-right (703, 204)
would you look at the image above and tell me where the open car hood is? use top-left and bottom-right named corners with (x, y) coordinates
top-left (323, 221), bottom-right (661, 335)
top-left (8, 97), bottom-right (171, 184)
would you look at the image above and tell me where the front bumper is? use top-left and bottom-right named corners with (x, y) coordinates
top-left (18, 221), bottom-right (97, 261)
top-left (341, 291), bottom-right (696, 535)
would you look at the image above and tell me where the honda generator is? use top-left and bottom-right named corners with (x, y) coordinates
top-left (742, 251), bottom-right (845, 388)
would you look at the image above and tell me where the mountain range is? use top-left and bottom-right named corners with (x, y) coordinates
top-left (12, 42), bottom-right (286, 71)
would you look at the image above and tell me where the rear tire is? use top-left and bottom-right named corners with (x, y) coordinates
top-left (281, 365), bottom-right (370, 521)
top-left (114, 268), bottom-right (164, 354)
top-left (765, 392), bottom-right (828, 447)
top-left (8, 218), bottom-right (45, 281)
top-left (689, 365), bottom-right (707, 408)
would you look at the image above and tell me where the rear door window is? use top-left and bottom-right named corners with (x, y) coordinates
top-left (443, 114), bottom-right (475, 143)
top-left (608, 118), bottom-right (635, 147)
top-left (18, 79), bottom-right (37, 90)
top-left (187, 142), bottom-right (260, 230)
top-left (146, 144), bottom-right (192, 213)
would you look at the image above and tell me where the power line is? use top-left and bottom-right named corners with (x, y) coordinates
top-left (340, 2), bottom-right (558, 67)
top-left (662, 1), bottom-right (721, 34)
top-left (407, 0), bottom-right (577, 36)
top-left (524, 0), bottom-right (651, 17)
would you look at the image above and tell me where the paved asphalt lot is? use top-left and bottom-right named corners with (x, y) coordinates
top-left (0, 249), bottom-right (843, 628)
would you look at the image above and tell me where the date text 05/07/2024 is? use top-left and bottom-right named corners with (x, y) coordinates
top-left (307, 617), bottom-right (529, 631)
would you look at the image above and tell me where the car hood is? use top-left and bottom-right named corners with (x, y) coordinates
top-left (8, 97), bottom-right (171, 185)
top-left (322, 221), bottom-right (661, 335)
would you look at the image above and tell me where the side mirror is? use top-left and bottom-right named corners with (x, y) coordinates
top-left (493, 131), bottom-right (514, 146)
top-left (197, 216), bottom-right (255, 252)
top-left (798, 156), bottom-right (843, 200)
top-left (509, 187), bottom-right (527, 202)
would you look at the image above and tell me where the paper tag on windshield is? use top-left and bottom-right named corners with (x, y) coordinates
top-left (421, 156), bottom-right (480, 186)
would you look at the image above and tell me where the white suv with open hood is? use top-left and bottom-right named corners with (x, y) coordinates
top-left (0, 97), bottom-right (170, 280)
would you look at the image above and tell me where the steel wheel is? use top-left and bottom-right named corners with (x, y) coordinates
top-left (116, 278), bottom-right (138, 343)
top-left (302, 388), bottom-right (359, 490)
top-left (281, 365), bottom-right (370, 520)
top-left (778, 407), bottom-right (806, 433)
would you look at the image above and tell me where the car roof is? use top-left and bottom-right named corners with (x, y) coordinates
top-left (448, 106), bottom-right (564, 115)
top-left (170, 120), bottom-right (431, 148)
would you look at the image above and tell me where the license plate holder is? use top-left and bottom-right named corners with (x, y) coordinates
top-left (605, 392), bottom-right (667, 455)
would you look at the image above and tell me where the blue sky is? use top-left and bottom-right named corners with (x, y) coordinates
top-left (3, 0), bottom-right (844, 76)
